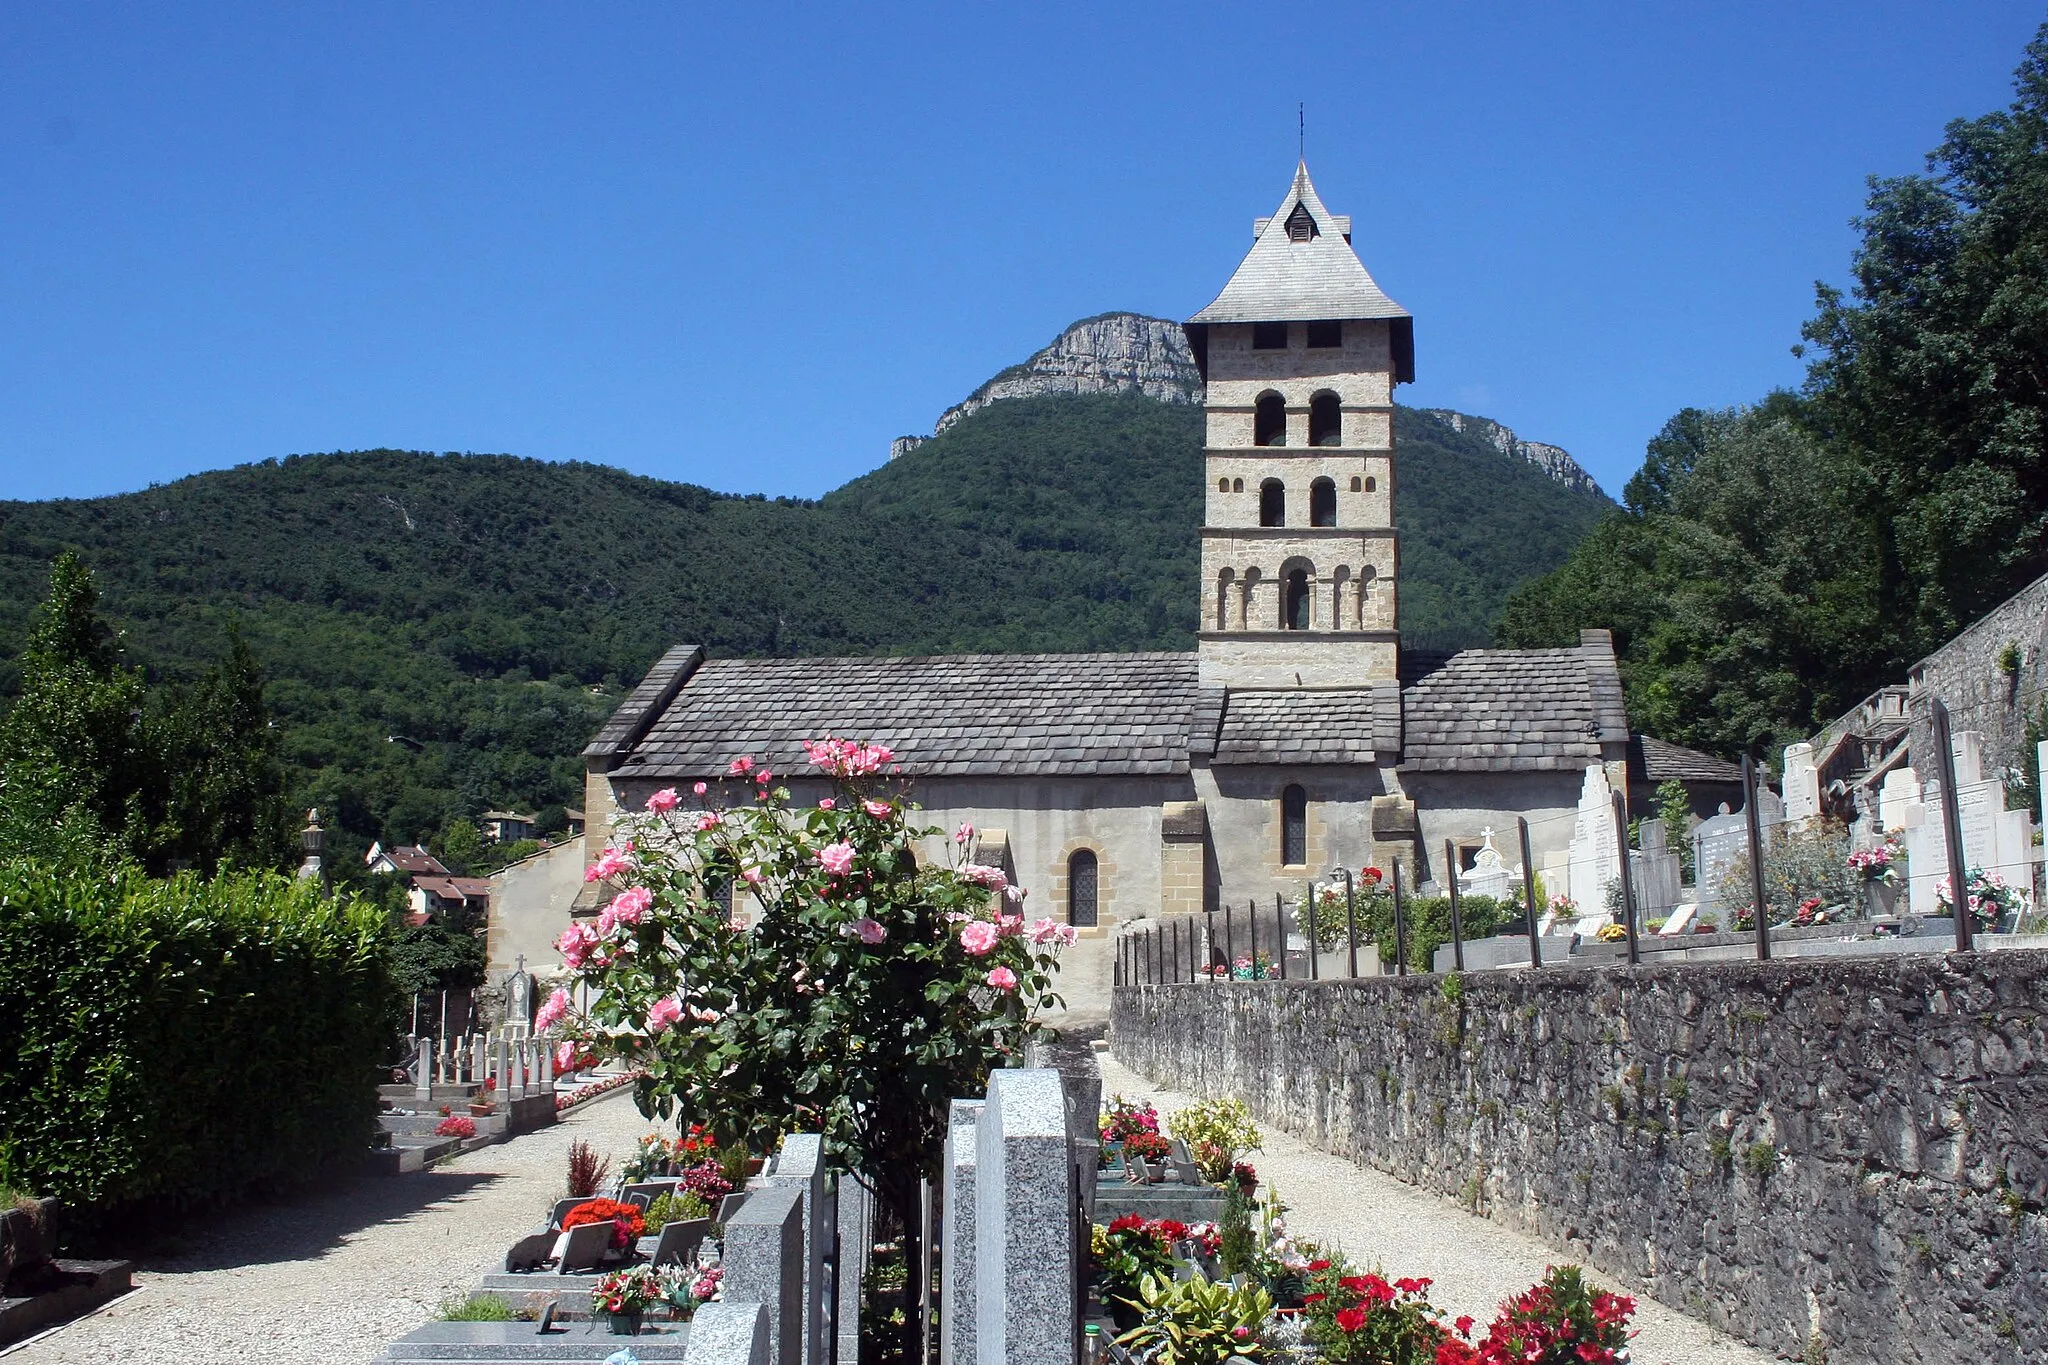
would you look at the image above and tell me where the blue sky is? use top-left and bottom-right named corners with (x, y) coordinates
top-left (2, 3), bottom-right (2042, 504)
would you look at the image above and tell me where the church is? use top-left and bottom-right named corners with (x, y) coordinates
top-left (575, 163), bottom-right (1637, 1010)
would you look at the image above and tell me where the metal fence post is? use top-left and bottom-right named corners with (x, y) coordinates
top-left (1344, 867), bottom-right (1360, 978)
top-left (1932, 699), bottom-right (1975, 952)
top-left (1275, 894), bottom-right (1288, 980)
top-left (1205, 907), bottom-right (1217, 981)
top-left (1742, 752), bottom-right (1771, 960)
top-left (1444, 839), bottom-right (1466, 972)
top-left (1224, 902), bottom-right (1236, 979)
top-left (1518, 816), bottom-right (1543, 969)
top-left (1611, 791), bottom-right (1640, 966)
top-left (1248, 899), bottom-right (1259, 978)
top-left (1305, 881), bottom-right (1320, 980)
top-left (1391, 859), bottom-right (1408, 976)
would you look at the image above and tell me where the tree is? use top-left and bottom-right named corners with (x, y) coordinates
top-left (542, 741), bottom-right (1075, 1358)
top-left (1799, 22), bottom-right (2048, 642)
top-left (144, 626), bottom-right (295, 874)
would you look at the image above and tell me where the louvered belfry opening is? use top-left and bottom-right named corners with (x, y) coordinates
top-left (1284, 200), bottom-right (1319, 242)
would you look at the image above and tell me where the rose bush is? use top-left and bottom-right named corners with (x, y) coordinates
top-left (541, 738), bottom-right (1075, 1348)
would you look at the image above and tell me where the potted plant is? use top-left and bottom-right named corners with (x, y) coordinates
top-left (470, 1079), bottom-right (497, 1117)
top-left (1115, 1272), bottom-right (1273, 1363)
top-left (592, 1265), bottom-right (662, 1335)
top-left (656, 1263), bottom-right (723, 1320)
top-left (1092, 1215), bottom-right (1178, 1331)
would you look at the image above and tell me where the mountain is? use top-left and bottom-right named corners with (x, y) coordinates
top-left (890, 313), bottom-right (1601, 498)
top-left (0, 336), bottom-right (1613, 855)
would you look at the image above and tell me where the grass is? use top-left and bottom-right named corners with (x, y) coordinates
top-left (1743, 1142), bottom-right (1779, 1177)
top-left (437, 1293), bottom-right (514, 1322)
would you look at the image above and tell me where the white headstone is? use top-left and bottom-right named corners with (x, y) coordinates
top-left (1566, 765), bottom-right (1622, 917)
top-left (1903, 731), bottom-right (2033, 916)
top-left (1879, 767), bottom-right (1923, 832)
top-left (1458, 828), bottom-right (1518, 903)
top-left (1782, 742), bottom-right (1821, 823)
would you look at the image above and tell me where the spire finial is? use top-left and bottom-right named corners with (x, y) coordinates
top-left (1298, 102), bottom-right (1304, 161)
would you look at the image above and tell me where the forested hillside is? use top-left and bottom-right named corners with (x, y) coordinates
top-left (0, 394), bottom-right (1609, 856)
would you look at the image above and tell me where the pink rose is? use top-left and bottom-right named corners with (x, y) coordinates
top-left (998, 913), bottom-right (1024, 937)
top-left (986, 966), bottom-right (1018, 991)
top-left (645, 788), bottom-right (680, 814)
top-left (956, 822), bottom-right (975, 845)
top-left (959, 864), bottom-right (1008, 891)
top-left (843, 917), bottom-right (887, 944)
top-left (1027, 917), bottom-right (1066, 945)
top-left (609, 886), bottom-right (653, 925)
top-left (554, 1042), bottom-right (580, 1071)
top-left (584, 842), bottom-right (636, 883)
top-left (646, 996), bottom-right (684, 1035)
top-left (728, 757), bottom-right (755, 775)
top-left (694, 811), bottom-right (721, 832)
top-left (863, 799), bottom-right (892, 818)
top-left (817, 842), bottom-right (857, 876)
top-left (693, 781), bottom-right (708, 796)
top-left (534, 987), bottom-right (571, 1032)
top-left (958, 921), bottom-right (1000, 956)
top-left (556, 922), bottom-right (599, 968)
top-left (740, 865), bottom-right (764, 885)
top-left (1004, 884), bottom-right (1028, 905)
top-left (755, 769), bottom-right (774, 785)
top-left (818, 798), bottom-right (836, 811)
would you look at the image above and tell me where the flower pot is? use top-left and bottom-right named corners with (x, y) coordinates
top-left (744, 1157), bottom-right (765, 1177)
top-left (1866, 881), bottom-right (1899, 918)
top-left (606, 1311), bottom-right (644, 1336)
top-left (469, 1104), bottom-right (495, 1118)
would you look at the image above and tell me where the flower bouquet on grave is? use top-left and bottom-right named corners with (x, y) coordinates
top-left (1594, 922), bottom-right (1628, 943)
top-left (592, 1265), bottom-right (662, 1335)
top-left (624, 1133), bottom-right (675, 1182)
top-left (1936, 869), bottom-right (2022, 931)
top-left (1301, 1263), bottom-right (1465, 1364)
top-left (1294, 882), bottom-right (1351, 950)
top-left (655, 1263), bottom-right (722, 1320)
top-left (1789, 896), bottom-right (1847, 928)
top-left (563, 1198), bottom-right (646, 1249)
top-left (1847, 835), bottom-right (1905, 886)
top-left (1231, 953), bottom-right (1276, 980)
top-left (1731, 903), bottom-right (1758, 931)
top-left (1091, 1215), bottom-right (1178, 1328)
top-left (679, 1158), bottom-right (734, 1206)
top-left (1232, 1161), bottom-right (1259, 1197)
top-left (435, 1114), bottom-right (478, 1139)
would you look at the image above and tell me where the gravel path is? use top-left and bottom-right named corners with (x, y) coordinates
top-left (11, 1091), bottom-right (656, 1364)
top-left (1098, 1052), bottom-right (1783, 1365)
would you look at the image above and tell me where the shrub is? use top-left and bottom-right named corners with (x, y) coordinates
top-left (1115, 1272), bottom-right (1272, 1363)
top-left (0, 858), bottom-right (394, 1222)
top-left (1719, 820), bottom-right (1859, 916)
top-left (565, 1139), bottom-right (610, 1197)
top-left (645, 1189), bottom-right (710, 1232)
top-left (1169, 1098), bottom-right (1262, 1182)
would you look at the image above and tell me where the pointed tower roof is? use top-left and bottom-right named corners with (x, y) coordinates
top-left (1184, 161), bottom-right (1413, 382)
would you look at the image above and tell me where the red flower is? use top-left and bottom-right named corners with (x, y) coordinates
top-left (1335, 1307), bottom-right (1368, 1333)
top-left (1455, 1315), bottom-right (1475, 1337)
top-left (1107, 1214), bottom-right (1146, 1234)
top-left (1154, 1219), bottom-right (1189, 1242)
top-left (1302, 1293), bottom-right (1327, 1305)
top-left (1307, 1258), bottom-right (1332, 1272)
top-left (1395, 1276), bottom-right (1430, 1295)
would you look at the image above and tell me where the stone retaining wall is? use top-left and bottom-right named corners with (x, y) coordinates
top-left (1110, 953), bottom-right (2048, 1365)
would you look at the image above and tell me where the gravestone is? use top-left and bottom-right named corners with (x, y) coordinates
top-left (1900, 731), bottom-right (2034, 916)
top-left (834, 1179), bottom-right (871, 1365)
top-left (691, 1302), bottom-right (773, 1365)
top-left (1782, 742), bottom-right (1821, 823)
top-left (975, 1069), bottom-right (1075, 1365)
top-left (725, 1183), bottom-right (805, 1365)
top-left (1565, 765), bottom-right (1623, 920)
top-left (1632, 822), bottom-right (1682, 916)
top-left (1457, 828), bottom-right (1519, 904)
top-left (1692, 794), bottom-right (1782, 907)
top-left (940, 1101), bottom-right (984, 1365)
top-left (765, 1135), bottom-right (831, 1365)
top-left (507, 959), bottom-right (533, 1030)
top-left (1879, 767), bottom-right (1921, 833)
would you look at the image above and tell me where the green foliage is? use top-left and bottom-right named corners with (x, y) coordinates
top-left (1217, 1183), bottom-right (1257, 1276)
top-left (436, 1293), bottom-right (513, 1321)
top-left (1655, 779), bottom-right (1695, 879)
top-left (1, 396), bottom-right (1607, 854)
top-left (644, 1190), bottom-right (710, 1232)
top-left (1717, 820), bottom-right (1858, 915)
top-left (0, 858), bottom-right (396, 1219)
top-left (0, 555), bottom-right (291, 874)
top-left (1115, 1273), bottom-right (1273, 1365)
top-left (1744, 1141), bottom-right (1780, 1177)
top-left (1503, 27), bottom-right (2048, 756)
top-left (388, 912), bottom-right (488, 997)
top-left (1167, 1097), bottom-right (1262, 1183)
top-left (1359, 894), bottom-right (1504, 971)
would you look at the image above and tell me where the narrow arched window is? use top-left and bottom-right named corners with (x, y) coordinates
top-left (1331, 565), bottom-right (1351, 629)
top-left (1218, 477), bottom-right (1230, 492)
top-left (1281, 786), bottom-right (1307, 866)
top-left (1310, 477), bottom-right (1336, 527)
top-left (1231, 477), bottom-right (1244, 493)
top-left (1215, 569), bottom-right (1234, 630)
top-left (1284, 569), bottom-right (1310, 630)
top-left (1068, 849), bottom-right (1098, 927)
top-left (1239, 568), bottom-right (1260, 629)
top-left (1254, 392), bottom-right (1286, 446)
top-left (1259, 479), bottom-right (1285, 527)
top-left (1310, 392), bottom-right (1341, 447)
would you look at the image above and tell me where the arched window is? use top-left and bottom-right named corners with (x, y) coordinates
top-left (1231, 477), bottom-right (1244, 493)
top-left (1364, 475), bottom-right (1377, 493)
top-left (1254, 392), bottom-right (1286, 447)
top-left (1218, 477), bottom-right (1230, 492)
top-left (1214, 569), bottom-right (1234, 630)
top-left (1309, 392), bottom-right (1342, 447)
top-left (1310, 477), bottom-right (1336, 527)
top-left (1349, 476), bottom-right (1362, 492)
top-left (1331, 565), bottom-right (1351, 629)
top-left (1281, 786), bottom-right (1307, 866)
top-left (1359, 566), bottom-right (1378, 625)
top-left (1259, 479), bottom-right (1285, 527)
top-left (1239, 567), bottom-right (1260, 629)
top-left (1283, 568), bottom-right (1310, 630)
top-left (1068, 849), bottom-right (1098, 927)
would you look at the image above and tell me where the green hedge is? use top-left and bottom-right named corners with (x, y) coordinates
top-left (0, 859), bottom-right (397, 1217)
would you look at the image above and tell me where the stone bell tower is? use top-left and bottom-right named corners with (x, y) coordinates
top-left (1183, 162), bottom-right (1412, 689)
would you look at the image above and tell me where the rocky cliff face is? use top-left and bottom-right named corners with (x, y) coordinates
top-left (893, 311), bottom-right (1600, 498)
top-left (1422, 409), bottom-right (1600, 496)
top-left (892, 313), bottom-right (1202, 459)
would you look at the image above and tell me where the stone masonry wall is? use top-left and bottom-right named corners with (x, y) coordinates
top-left (1907, 570), bottom-right (2048, 783)
top-left (1111, 954), bottom-right (2048, 1365)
